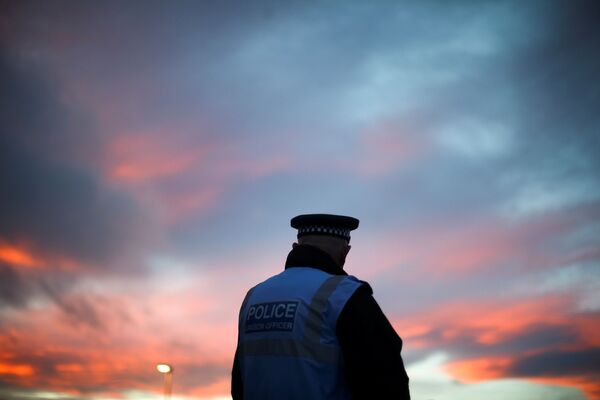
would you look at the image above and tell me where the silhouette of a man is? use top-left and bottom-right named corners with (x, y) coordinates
top-left (232, 214), bottom-right (410, 399)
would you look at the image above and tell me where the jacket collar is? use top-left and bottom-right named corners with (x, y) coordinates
top-left (284, 244), bottom-right (347, 276)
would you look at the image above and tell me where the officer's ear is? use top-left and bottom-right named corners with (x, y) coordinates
top-left (292, 242), bottom-right (299, 249)
top-left (340, 244), bottom-right (351, 266)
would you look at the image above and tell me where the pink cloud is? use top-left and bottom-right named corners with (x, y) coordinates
top-left (156, 185), bottom-right (224, 225)
top-left (99, 128), bottom-right (294, 225)
top-left (105, 131), bottom-right (214, 183)
top-left (213, 154), bottom-right (293, 180)
top-left (353, 203), bottom-right (598, 281)
top-left (341, 119), bottom-right (433, 176)
top-left (394, 295), bottom-right (577, 347)
top-left (351, 220), bottom-right (518, 280)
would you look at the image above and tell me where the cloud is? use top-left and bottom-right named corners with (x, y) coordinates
top-left (446, 348), bottom-right (600, 399)
top-left (406, 353), bottom-right (588, 400)
top-left (0, 262), bottom-right (77, 313)
top-left (0, 264), bottom-right (31, 308)
top-left (508, 348), bottom-right (600, 378)
top-left (350, 202), bottom-right (600, 299)
top-left (0, 49), bottom-right (157, 275)
top-left (396, 294), bottom-right (600, 351)
top-left (106, 131), bottom-right (213, 183)
top-left (391, 293), bottom-right (600, 398)
top-left (41, 288), bottom-right (127, 331)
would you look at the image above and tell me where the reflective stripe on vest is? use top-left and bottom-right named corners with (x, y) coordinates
top-left (241, 338), bottom-right (338, 364)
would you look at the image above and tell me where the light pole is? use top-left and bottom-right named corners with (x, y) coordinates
top-left (156, 363), bottom-right (173, 400)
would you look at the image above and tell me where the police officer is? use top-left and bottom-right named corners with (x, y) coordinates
top-left (232, 214), bottom-right (410, 399)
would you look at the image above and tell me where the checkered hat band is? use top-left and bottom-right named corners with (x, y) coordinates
top-left (297, 226), bottom-right (351, 240)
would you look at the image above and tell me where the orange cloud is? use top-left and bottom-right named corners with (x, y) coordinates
top-left (444, 356), bottom-right (511, 381)
top-left (0, 363), bottom-right (34, 377)
top-left (55, 363), bottom-right (84, 373)
top-left (0, 240), bottom-right (80, 271)
top-left (0, 244), bottom-right (43, 269)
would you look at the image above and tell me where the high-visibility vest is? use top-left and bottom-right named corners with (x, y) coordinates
top-left (237, 267), bottom-right (364, 400)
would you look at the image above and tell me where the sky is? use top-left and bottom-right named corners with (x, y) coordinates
top-left (0, 0), bottom-right (599, 399)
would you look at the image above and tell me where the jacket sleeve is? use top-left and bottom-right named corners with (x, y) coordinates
top-left (231, 346), bottom-right (243, 399)
top-left (337, 284), bottom-right (410, 399)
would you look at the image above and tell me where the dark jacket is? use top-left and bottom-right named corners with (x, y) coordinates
top-left (232, 244), bottom-right (410, 399)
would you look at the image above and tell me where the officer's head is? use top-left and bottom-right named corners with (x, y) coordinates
top-left (290, 214), bottom-right (359, 268)
top-left (294, 234), bottom-right (351, 268)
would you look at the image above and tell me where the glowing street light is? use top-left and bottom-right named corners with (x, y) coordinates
top-left (156, 363), bottom-right (173, 400)
top-left (156, 363), bottom-right (172, 374)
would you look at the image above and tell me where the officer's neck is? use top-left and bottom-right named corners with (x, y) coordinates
top-left (285, 244), bottom-right (347, 276)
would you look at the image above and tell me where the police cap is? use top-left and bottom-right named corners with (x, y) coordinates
top-left (290, 214), bottom-right (359, 242)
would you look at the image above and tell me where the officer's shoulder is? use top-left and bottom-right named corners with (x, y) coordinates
top-left (337, 280), bottom-right (380, 329)
top-left (345, 276), bottom-right (373, 296)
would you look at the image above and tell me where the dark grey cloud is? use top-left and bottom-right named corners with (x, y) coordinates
top-left (0, 0), bottom-right (300, 132)
top-left (512, 0), bottom-right (600, 133)
top-left (0, 48), bottom-right (154, 271)
top-left (500, 0), bottom-right (600, 197)
top-left (508, 347), bottom-right (600, 378)
top-left (39, 284), bottom-right (132, 331)
top-left (0, 262), bottom-right (76, 313)
top-left (500, 324), bottom-right (583, 355)
top-left (0, 261), bottom-right (130, 333)
top-left (0, 263), bottom-right (31, 308)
